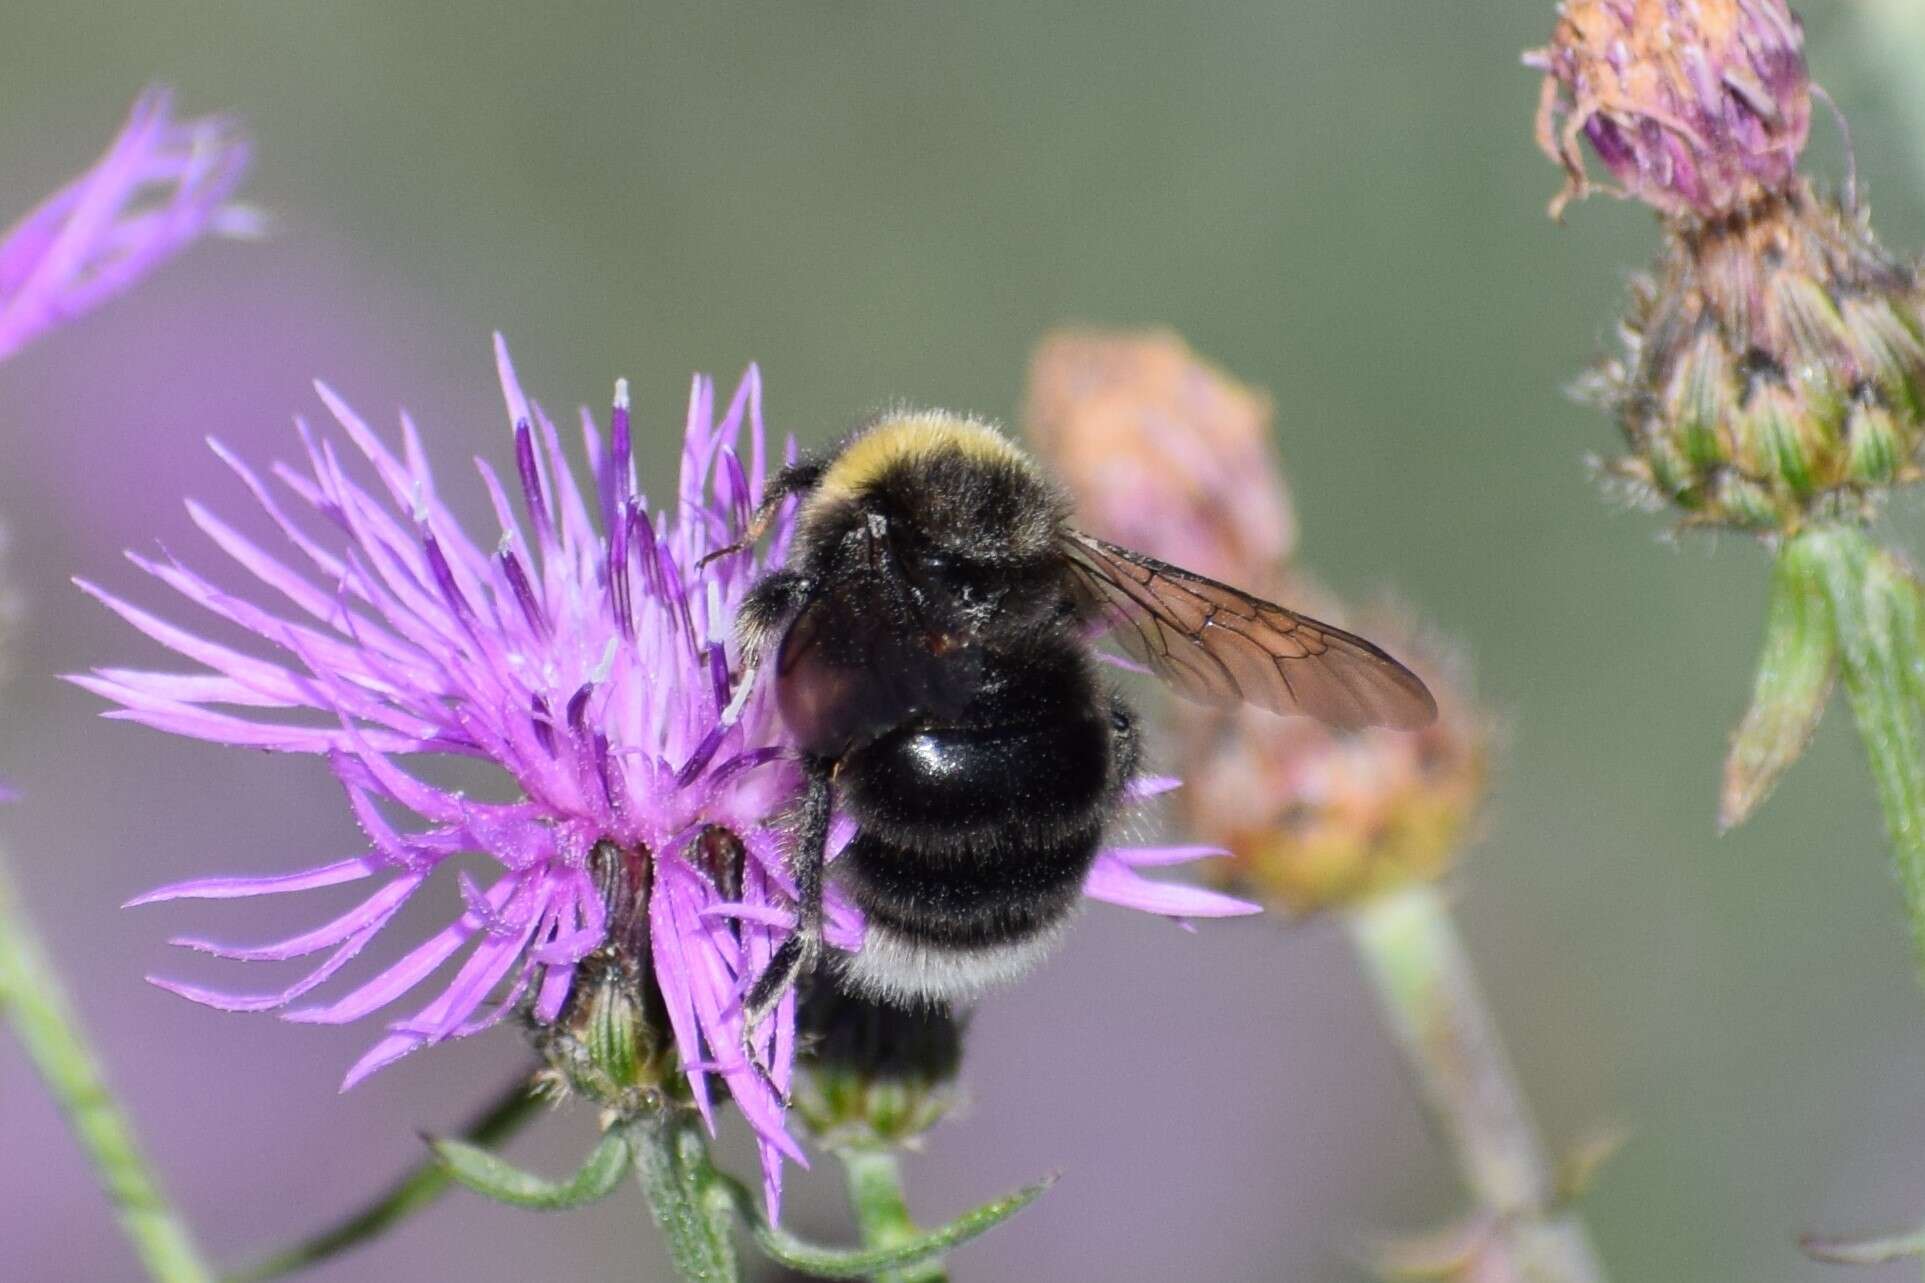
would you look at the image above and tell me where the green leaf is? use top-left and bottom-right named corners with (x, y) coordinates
top-left (740, 1172), bottom-right (1056, 1279)
top-left (1720, 541), bottom-right (1838, 831)
top-left (1797, 526), bottom-right (1925, 986)
top-left (432, 1128), bottom-right (630, 1211)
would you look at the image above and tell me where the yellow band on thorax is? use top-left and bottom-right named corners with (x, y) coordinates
top-left (811, 412), bottom-right (1024, 508)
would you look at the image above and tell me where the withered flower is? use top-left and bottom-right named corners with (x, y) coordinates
top-left (1025, 328), bottom-right (1295, 586)
top-left (1167, 631), bottom-right (1489, 914)
top-left (1531, 0), bottom-right (1925, 838)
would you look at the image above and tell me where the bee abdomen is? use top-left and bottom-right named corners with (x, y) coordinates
top-left (836, 825), bottom-right (1100, 1004)
top-left (824, 645), bottom-right (1138, 1005)
top-left (842, 824), bottom-right (1098, 944)
top-left (839, 711), bottom-right (1114, 851)
top-left (831, 762), bottom-right (1116, 1001)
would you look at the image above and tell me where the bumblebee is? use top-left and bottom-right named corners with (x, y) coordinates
top-left (729, 411), bottom-right (1434, 1026)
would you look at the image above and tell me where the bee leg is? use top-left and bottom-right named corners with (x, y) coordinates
top-left (741, 756), bottom-right (832, 1061)
top-left (697, 458), bottom-right (827, 569)
top-left (722, 569), bottom-right (811, 728)
top-left (737, 569), bottom-right (811, 666)
top-left (1107, 693), bottom-right (1141, 784)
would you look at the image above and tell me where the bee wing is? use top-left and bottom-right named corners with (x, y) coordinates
top-left (1061, 530), bottom-right (1437, 731)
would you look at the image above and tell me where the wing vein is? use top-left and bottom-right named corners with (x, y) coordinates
top-left (1061, 530), bottom-right (1435, 732)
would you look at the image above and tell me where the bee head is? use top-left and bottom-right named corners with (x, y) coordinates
top-left (891, 441), bottom-right (1072, 627)
top-left (797, 413), bottom-right (1077, 640)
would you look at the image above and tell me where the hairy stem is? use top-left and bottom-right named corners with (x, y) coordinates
top-left (0, 852), bottom-right (214, 1283)
top-left (1348, 883), bottom-right (1608, 1283)
top-left (1793, 525), bottom-right (1925, 987)
top-left (839, 1149), bottom-right (946, 1283)
top-left (628, 1111), bottom-right (740, 1283)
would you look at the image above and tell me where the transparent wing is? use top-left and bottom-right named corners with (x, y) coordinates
top-left (1062, 530), bottom-right (1437, 731)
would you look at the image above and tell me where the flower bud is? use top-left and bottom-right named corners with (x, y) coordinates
top-left (1590, 187), bottom-right (1925, 531)
top-left (792, 981), bottom-right (964, 1151)
top-left (534, 839), bottom-right (678, 1113)
top-left (1025, 328), bottom-right (1295, 587)
top-left (1527, 0), bottom-right (1811, 220)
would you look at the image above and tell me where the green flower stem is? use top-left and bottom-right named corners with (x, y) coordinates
top-left (0, 851), bottom-right (214, 1283)
top-left (1348, 883), bottom-right (1608, 1283)
top-left (838, 1149), bottom-right (946, 1283)
top-left (1793, 525), bottom-right (1925, 986)
top-left (628, 1111), bottom-right (740, 1283)
top-left (226, 1075), bottom-right (546, 1282)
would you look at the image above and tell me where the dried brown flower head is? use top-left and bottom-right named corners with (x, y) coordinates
top-left (1025, 328), bottom-right (1295, 588)
top-left (1170, 617), bottom-right (1491, 914)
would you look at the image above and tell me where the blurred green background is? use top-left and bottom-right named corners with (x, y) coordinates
top-left (5, 2), bottom-right (1925, 1280)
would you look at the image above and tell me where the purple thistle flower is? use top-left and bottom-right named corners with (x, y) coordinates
top-left (0, 86), bottom-right (255, 364)
top-left (1526, 0), bottom-right (1812, 221)
top-left (78, 339), bottom-right (1255, 1215)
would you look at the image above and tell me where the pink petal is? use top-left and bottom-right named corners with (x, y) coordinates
top-left (283, 877), bottom-right (514, 1024)
top-left (125, 856), bottom-right (379, 906)
top-left (1101, 843), bottom-right (1231, 868)
top-left (168, 873), bottom-right (425, 960)
top-left (1082, 853), bottom-right (1261, 919)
